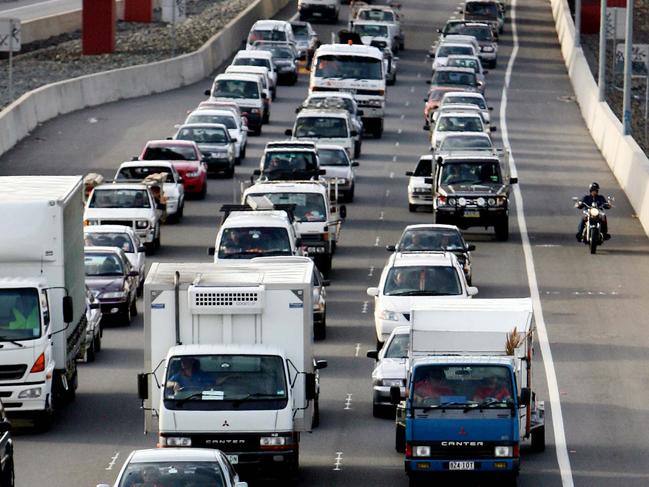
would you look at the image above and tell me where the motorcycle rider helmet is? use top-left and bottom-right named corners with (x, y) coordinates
top-left (589, 182), bottom-right (600, 193)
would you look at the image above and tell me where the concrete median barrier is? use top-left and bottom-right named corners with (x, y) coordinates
top-left (549, 0), bottom-right (649, 236)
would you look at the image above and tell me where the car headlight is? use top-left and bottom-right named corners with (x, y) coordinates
top-left (210, 152), bottom-right (227, 158)
top-left (19, 387), bottom-right (42, 398)
top-left (336, 178), bottom-right (348, 185)
top-left (380, 379), bottom-right (404, 387)
top-left (379, 309), bottom-right (401, 321)
top-left (186, 170), bottom-right (201, 178)
top-left (161, 436), bottom-right (192, 447)
top-left (477, 197), bottom-right (486, 206)
top-left (135, 220), bottom-right (149, 229)
top-left (413, 446), bottom-right (431, 457)
top-left (413, 187), bottom-right (429, 194)
top-left (487, 197), bottom-right (496, 206)
top-left (495, 446), bottom-right (513, 457)
top-left (101, 291), bottom-right (127, 300)
top-left (482, 46), bottom-right (495, 52)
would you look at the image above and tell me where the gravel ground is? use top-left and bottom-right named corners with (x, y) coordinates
top-left (581, 0), bottom-right (649, 155)
top-left (0, 0), bottom-right (250, 110)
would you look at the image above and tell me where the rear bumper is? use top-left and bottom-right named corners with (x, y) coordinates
top-left (181, 177), bottom-right (205, 194)
top-left (299, 3), bottom-right (338, 18)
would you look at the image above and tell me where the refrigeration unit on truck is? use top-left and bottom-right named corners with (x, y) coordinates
top-left (393, 298), bottom-right (544, 486)
top-left (138, 260), bottom-right (327, 474)
top-left (0, 176), bottom-right (87, 429)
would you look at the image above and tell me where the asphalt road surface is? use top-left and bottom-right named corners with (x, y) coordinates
top-left (0, 0), bottom-right (80, 21)
top-left (2, 0), bottom-right (649, 485)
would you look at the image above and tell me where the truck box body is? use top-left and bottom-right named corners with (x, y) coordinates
top-left (0, 176), bottom-right (86, 414)
top-left (143, 261), bottom-right (316, 468)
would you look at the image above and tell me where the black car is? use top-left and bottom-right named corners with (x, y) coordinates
top-left (0, 401), bottom-right (14, 486)
top-left (386, 224), bottom-right (475, 285)
top-left (84, 247), bottom-right (139, 324)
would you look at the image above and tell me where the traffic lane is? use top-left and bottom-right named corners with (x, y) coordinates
top-left (508, 0), bottom-right (649, 484)
top-left (0, 0), bottom-right (79, 19)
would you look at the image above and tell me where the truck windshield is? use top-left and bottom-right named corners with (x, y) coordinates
top-left (164, 355), bottom-right (289, 411)
top-left (295, 117), bottom-right (348, 138)
top-left (314, 54), bottom-right (383, 80)
top-left (440, 161), bottom-right (502, 185)
top-left (118, 461), bottom-right (226, 487)
top-left (262, 151), bottom-right (318, 176)
top-left (411, 364), bottom-right (513, 408)
top-left (383, 265), bottom-right (462, 296)
top-left (89, 189), bottom-right (151, 209)
top-left (218, 227), bottom-right (292, 259)
top-left (0, 288), bottom-right (41, 340)
top-left (247, 192), bottom-right (327, 222)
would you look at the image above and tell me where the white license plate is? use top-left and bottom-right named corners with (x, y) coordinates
top-left (449, 461), bottom-right (474, 470)
top-left (312, 11), bottom-right (322, 16)
top-left (464, 210), bottom-right (480, 218)
top-left (226, 455), bottom-right (239, 465)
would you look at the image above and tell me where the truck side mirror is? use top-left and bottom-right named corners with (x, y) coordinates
top-left (137, 373), bottom-right (149, 401)
top-left (305, 373), bottom-right (317, 400)
top-left (357, 110), bottom-right (364, 116)
top-left (390, 385), bottom-right (401, 405)
top-left (366, 350), bottom-right (379, 360)
top-left (315, 359), bottom-right (328, 370)
top-left (62, 296), bottom-right (73, 324)
top-left (339, 205), bottom-right (347, 219)
top-left (510, 177), bottom-right (518, 184)
top-left (352, 161), bottom-right (359, 167)
top-left (129, 270), bottom-right (140, 277)
top-left (490, 126), bottom-right (497, 132)
top-left (467, 244), bottom-right (476, 251)
top-left (350, 130), bottom-right (358, 137)
top-left (423, 177), bottom-right (433, 185)
top-left (319, 169), bottom-right (327, 175)
top-left (322, 279), bottom-right (331, 287)
top-left (89, 302), bottom-right (100, 310)
top-left (519, 387), bottom-right (531, 406)
top-left (207, 247), bottom-right (216, 256)
top-left (295, 238), bottom-right (302, 247)
top-left (385, 244), bottom-right (396, 252)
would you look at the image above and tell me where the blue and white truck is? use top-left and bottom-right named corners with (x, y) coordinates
top-left (392, 299), bottom-right (545, 486)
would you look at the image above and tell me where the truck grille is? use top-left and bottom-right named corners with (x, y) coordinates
top-left (0, 365), bottom-right (27, 381)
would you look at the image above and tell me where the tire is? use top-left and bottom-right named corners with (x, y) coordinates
top-left (314, 316), bottom-right (326, 341)
top-left (93, 330), bottom-right (102, 353)
top-left (495, 217), bottom-right (509, 241)
top-left (144, 242), bottom-right (155, 256)
top-left (253, 126), bottom-right (262, 136)
top-left (33, 407), bottom-right (53, 433)
top-left (312, 397), bottom-right (320, 428)
top-left (491, 59), bottom-right (498, 69)
top-left (502, 472), bottom-right (519, 487)
top-left (122, 301), bottom-right (133, 325)
top-left (85, 339), bottom-right (96, 363)
top-left (315, 255), bottom-right (332, 278)
top-left (154, 225), bottom-right (161, 250)
top-left (130, 297), bottom-right (138, 318)
top-left (354, 141), bottom-right (361, 159)
top-left (225, 164), bottom-right (235, 179)
top-left (345, 185), bottom-right (355, 203)
top-left (374, 120), bottom-right (384, 139)
top-left (241, 144), bottom-right (247, 160)
top-left (373, 403), bottom-right (392, 418)
top-left (395, 423), bottom-right (406, 453)
top-left (198, 182), bottom-right (207, 200)
top-left (263, 111), bottom-right (270, 124)
top-left (590, 228), bottom-right (599, 254)
top-left (409, 204), bottom-right (418, 213)
top-left (177, 201), bottom-right (184, 220)
top-left (1, 456), bottom-right (14, 487)
top-left (531, 425), bottom-right (546, 452)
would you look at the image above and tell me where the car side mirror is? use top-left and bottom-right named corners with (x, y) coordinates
top-left (322, 279), bottom-right (331, 287)
top-left (138, 245), bottom-right (146, 252)
top-left (423, 98), bottom-right (429, 102)
top-left (519, 387), bottom-right (531, 406)
top-left (350, 130), bottom-right (358, 137)
top-left (483, 70), bottom-right (489, 75)
top-left (156, 202), bottom-right (166, 211)
top-left (128, 270), bottom-right (140, 277)
top-left (62, 296), bottom-right (73, 323)
top-left (366, 350), bottom-right (379, 360)
top-left (207, 247), bottom-right (216, 256)
top-left (339, 205), bottom-right (347, 219)
top-left (131, 156), bottom-right (139, 161)
top-left (467, 286), bottom-right (479, 296)
top-left (295, 238), bottom-right (302, 247)
top-left (367, 287), bottom-right (379, 297)
top-left (89, 302), bottom-right (100, 310)
top-left (385, 244), bottom-right (396, 252)
top-left (352, 161), bottom-right (359, 167)
top-left (405, 171), bottom-right (414, 176)
top-left (285, 129), bottom-right (293, 136)
top-left (319, 169), bottom-right (327, 175)
top-left (204, 89), bottom-right (211, 96)
top-left (137, 373), bottom-right (149, 401)
top-left (425, 80), bottom-right (431, 85)
top-left (166, 136), bottom-right (172, 140)
top-left (510, 177), bottom-right (518, 184)
top-left (390, 385), bottom-right (401, 405)
top-left (315, 359), bottom-right (328, 370)
top-left (295, 107), bottom-right (301, 113)
top-left (253, 169), bottom-right (261, 176)
top-left (467, 244), bottom-right (476, 251)
top-left (488, 106), bottom-right (494, 111)
top-left (305, 373), bottom-right (317, 400)
top-left (436, 28), bottom-right (442, 33)
top-left (261, 93), bottom-right (267, 99)
top-left (490, 126), bottom-right (497, 132)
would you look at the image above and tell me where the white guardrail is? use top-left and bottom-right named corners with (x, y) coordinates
top-left (0, 0), bottom-right (290, 158)
top-left (550, 0), bottom-right (649, 236)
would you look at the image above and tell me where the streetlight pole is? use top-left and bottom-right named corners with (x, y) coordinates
top-left (622, 0), bottom-right (634, 135)
top-left (598, 0), bottom-right (607, 101)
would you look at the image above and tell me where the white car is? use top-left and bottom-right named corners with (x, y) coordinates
top-left (405, 155), bottom-right (434, 212)
top-left (430, 111), bottom-right (492, 150)
top-left (225, 65), bottom-right (273, 122)
top-left (351, 20), bottom-right (398, 53)
top-left (367, 252), bottom-right (478, 345)
top-left (316, 143), bottom-right (359, 202)
top-left (287, 108), bottom-right (358, 157)
top-left (96, 448), bottom-right (247, 487)
top-left (231, 49), bottom-right (277, 97)
top-left (246, 19), bottom-right (296, 50)
top-left (367, 325), bottom-right (409, 417)
top-left (114, 161), bottom-right (185, 221)
top-left (431, 42), bottom-right (478, 71)
top-left (185, 108), bottom-right (248, 162)
top-left (438, 91), bottom-right (492, 124)
top-left (83, 225), bottom-right (147, 294)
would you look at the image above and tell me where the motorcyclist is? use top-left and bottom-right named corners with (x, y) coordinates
top-left (576, 182), bottom-right (611, 241)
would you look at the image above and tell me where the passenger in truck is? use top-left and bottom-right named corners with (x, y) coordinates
top-left (413, 369), bottom-right (453, 405)
top-left (473, 375), bottom-right (512, 402)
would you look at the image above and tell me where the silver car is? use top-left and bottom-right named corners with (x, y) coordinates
top-left (81, 286), bottom-right (102, 363)
top-left (367, 325), bottom-right (409, 417)
top-left (317, 144), bottom-right (359, 202)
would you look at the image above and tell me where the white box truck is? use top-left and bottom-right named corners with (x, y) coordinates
top-left (138, 260), bottom-right (327, 474)
top-left (0, 176), bottom-right (87, 429)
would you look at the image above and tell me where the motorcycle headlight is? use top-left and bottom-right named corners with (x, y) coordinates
top-left (589, 208), bottom-right (600, 217)
top-left (379, 309), bottom-right (401, 321)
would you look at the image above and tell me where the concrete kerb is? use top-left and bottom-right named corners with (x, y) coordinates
top-left (548, 0), bottom-right (649, 236)
top-left (0, 0), bottom-right (290, 159)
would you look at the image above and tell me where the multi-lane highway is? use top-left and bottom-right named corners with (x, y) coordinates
top-left (2, 0), bottom-right (649, 485)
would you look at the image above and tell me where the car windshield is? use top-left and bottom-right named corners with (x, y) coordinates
top-left (413, 158), bottom-right (432, 176)
top-left (465, 1), bottom-right (499, 17)
top-left (263, 45), bottom-right (294, 59)
top-left (383, 265), bottom-right (462, 296)
top-left (439, 135), bottom-right (492, 149)
top-left (447, 58), bottom-right (480, 72)
top-left (440, 161), bottom-right (502, 185)
top-left (89, 189), bottom-right (151, 209)
top-left (444, 95), bottom-right (487, 109)
top-left (164, 354), bottom-right (289, 410)
top-left (85, 232), bottom-right (134, 253)
top-left (437, 115), bottom-right (483, 132)
top-left (116, 167), bottom-right (175, 183)
top-left (187, 114), bottom-right (237, 129)
top-left (427, 89), bottom-right (447, 102)
top-left (212, 79), bottom-right (259, 99)
top-left (437, 45), bottom-right (474, 57)
top-left (318, 148), bottom-right (350, 166)
top-left (218, 227), bottom-right (292, 259)
top-left (262, 151), bottom-right (318, 176)
top-left (248, 192), bottom-right (327, 222)
top-left (412, 365), bottom-right (513, 408)
top-left (399, 229), bottom-right (465, 251)
top-left (295, 117), bottom-right (348, 138)
top-left (142, 146), bottom-right (196, 161)
top-left (177, 127), bottom-right (228, 144)
top-left (0, 288), bottom-right (41, 340)
top-left (353, 24), bottom-right (389, 37)
top-left (358, 10), bottom-right (395, 21)
top-left (459, 25), bottom-right (494, 41)
top-left (118, 461), bottom-right (226, 487)
top-left (234, 57), bottom-right (271, 69)
top-left (292, 24), bottom-right (308, 38)
top-left (431, 70), bottom-right (477, 86)
top-left (248, 28), bottom-right (287, 43)
top-left (85, 253), bottom-right (125, 277)
top-left (443, 22), bottom-right (466, 35)
top-left (385, 333), bottom-right (409, 358)
top-left (314, 54), bottom-right (383, 80)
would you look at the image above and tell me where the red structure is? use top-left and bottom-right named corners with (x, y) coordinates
top-left (581, 0), bottom-right (627, 34)
top-left (82, 0), bottom-right (116, 55)
top-left (124, 0), bottom-right (153, 22)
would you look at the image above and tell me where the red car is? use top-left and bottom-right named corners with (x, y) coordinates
top-left (423, 86), bottom-right (476, 129)
top-left (138, 140), bottom-right (208, 199)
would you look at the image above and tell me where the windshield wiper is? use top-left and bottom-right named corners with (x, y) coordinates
top-left (463, 398), bottom-right (513, 412)
top-left (421, 401), bottom-right (466, 412)
top-left (172, 391), bottom-right (206, 404)
top-left (0, 337), bottom-right (24, 347)
top-left (387, 290), bottom-right (456, 296)
top-left (232, 393), bottom-right (283, 406)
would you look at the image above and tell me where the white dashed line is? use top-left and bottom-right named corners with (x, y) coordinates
top-left (361, 301), bottom-right (369, 314)
top-left (355, 343), bottom-right (361, 356)
top-left (344, 393), bottom-right (353, 410)
top-left (389, 171), bottom-right (394, 178)
top-left (385, 189), bottom-right (391, 197)
top-left (106, 452), bottom-right (120, 471)
top-left (410, 86), bottom-right (414, 93)
top-left (400, 114), bottom-right (405, 120)
top-left (392, 155), bottom-right (398, 162)
top-left (417, 72), bottom-right (422, 78)
top-left (374, 236), bottom-right (381, 246)
top-left (395, 141), bottom-right (400, 147)
top-left (379, 211), bottom-right (384, 220)
top-left (405, 101), bottom-right (410, 107)
top-left (368, 266), bottom-right (375, 277)
top-left (333, 452), bottom-right (344, 471)
top-left (397, 129), bottom-right (403, 135)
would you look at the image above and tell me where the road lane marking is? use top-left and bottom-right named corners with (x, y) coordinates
top-left (395, 141), bottom-right (400, 147)
top-left (106, 451), bottom-right (120, 470)
top-left (344, 393), bottom-right (353, 410)
top-left (392, 155), bottom-right (398, 162)
top-left (361, 301), bottom-right (369, 314)
top-left (405, 101), bottom-right (410, 107)
top-left (409, 87), bottom-right (414, 93)
top-left (397, 129), bottom-right (403, 135)
top-left (374, 236), bottom-right (381, 246)
top-left (389, 171), bottom-right (395, 178)
top-left (500, 0), bottom-right (574, 485)
top-left (368, 266), bottom-right (375, 277)
top-left (355, 343), bottom-right (361, 356)
top-left (333, 451), bottom-right (344, 471)
top-left (379, 211), bottom-right (384, 220)
top-left (385, 189), bottom-right (391, 197)
top-left (400, 114), bottom-right (405, 120)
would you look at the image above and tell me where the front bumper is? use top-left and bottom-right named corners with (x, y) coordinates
top-left (135, 226), bottom-right (156, 243)
top-left (408, 191), bottom-right (433, 206)
top-left (0, 379), bottom-right (52, 412)
top-left (406, 458), bottom-right (520, 474)
top-left (373, 385), bottom-right (406, 406)
top-left (436, 207), bottom-right (507, 228)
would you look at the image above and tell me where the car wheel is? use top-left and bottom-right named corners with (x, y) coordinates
top-left (354, 141), bottom-right (361, 158)
top-left (241, 144), bottom-right (247, 160)
top-left (409, 204), bottom-right (418, 212)
top-left (33, 406), bottom-right (53, 432)
top-left (253, 126), bottom-right (262, 136)
top-left (144, 242), bottom-right (155, 256)
top-left (374, 120), bottom-right (384, 139)
top-left (226, 163), bottom-right (235, 178)
top-left (198, 182), bottom-right (207, 200)
top-left (345, 185), bottom-right (355, 203)
top-left (314, 315), bottom-right (326, 341)
top-left (1, 456), bottom-right (15, 487)
top-left (85, 338), bottom-right (96, 363)
top-left (123, 301), bottom-right (132, 325)
top-left (495, 217), bottom-right (509, 241)
top-left (130, 297), bottom-right (138, 318)
top-left (94, 330), bottom-right (102, 353)
top-left (177, 201), bottom-right (184, 220)
top-left (263, 111), bottom-right (270, 124)
top-left (312, 396), bottom-right (320, 427)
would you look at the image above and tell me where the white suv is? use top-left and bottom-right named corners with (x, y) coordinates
top-left (287, 108), bottom-right (358, 157)
top-left (367, 251), bottom-right (478, 346)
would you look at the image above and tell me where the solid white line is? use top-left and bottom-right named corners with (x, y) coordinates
top-left (499, 0), bottom-right (574, 485)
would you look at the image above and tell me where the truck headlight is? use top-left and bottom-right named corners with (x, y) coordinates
top-left (488, 198), bottom-right (496, 206)
top-left (413, 446), bottom-right (431, 457)
top-left (379, 309), bottom-right (401, 321)
top-left (136, 220), bottom-right (149, 229)
top-left (495, 446), bottom-right (513, 457)
top-left (19, 387), bottom-right (42, 399)
top-left (260, 436), bottom-right (293, 448)
top-left (380, 379), bottom-right (403, 387)
top-left (482, 46), bottom-right (495, 52)
top-left (101, 291), bottom-right (127, 300)
top-left (161, 436), bottom-right (192, 447)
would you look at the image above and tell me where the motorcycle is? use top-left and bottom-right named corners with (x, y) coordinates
top-left (573, 196), bottom-right (612, 254)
